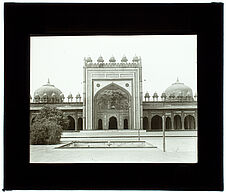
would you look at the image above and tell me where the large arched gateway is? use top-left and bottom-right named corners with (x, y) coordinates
top-left (94, 83), bottom-right (132, 130)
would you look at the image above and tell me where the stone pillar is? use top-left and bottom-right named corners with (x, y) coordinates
top-left (195, 114), bottom-right (198, 130)
top-left (129, 106), bottom-right (132, 130)
top-left (162, 115), bottom-right (166, 152)
top-left (181, 112), bottom-right (185, 130)
top-left (171, 114), bottom-right (174, 130)
top-left (149, 116), bottom-right (152, 130)
top-left (83, 66), bottom-right (86, 130)
top-left (118, 116), bottom-right (121, 130)
top-left (104, 115), bottom-right (107, 130)
top-left (74, 116), bottom-right (78, 131)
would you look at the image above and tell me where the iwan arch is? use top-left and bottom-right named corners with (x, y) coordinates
top-left (84, 55), bottom-right (143, 130)
top-left (94, 83), bottom-right (132, 130)
top-left (30, 55), bottom-right (197, 131)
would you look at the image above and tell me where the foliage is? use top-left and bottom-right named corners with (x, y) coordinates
top-left (36, 105), bottom-right (69, 130)
top-left (30, 105), bottom-right (69, 145)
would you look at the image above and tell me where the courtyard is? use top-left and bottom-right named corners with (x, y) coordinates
top-left (30, 131), bottom-right (197, 163)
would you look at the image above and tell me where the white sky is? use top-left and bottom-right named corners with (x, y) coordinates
top-left (30, 35), bottom-right (197, 99)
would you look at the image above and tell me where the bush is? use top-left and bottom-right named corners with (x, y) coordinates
top-left (30, 105), bottom-right (68, 145)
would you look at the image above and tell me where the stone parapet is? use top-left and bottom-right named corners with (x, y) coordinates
top-left (84, 62), bottom-right (141, 68)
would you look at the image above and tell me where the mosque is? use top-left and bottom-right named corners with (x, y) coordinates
top-left (30, 55), bottom-right (197, 131)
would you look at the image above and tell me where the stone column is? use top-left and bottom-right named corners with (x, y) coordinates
top-left (74, 116), bottom-right (78, 131)
top-left (149, 115), bottom-right (152, 130)
top-left (162, 115), bottom-right (166, 152)
top-left (181, 112), bottom-right (185, 130)
top-left (104, 115), bottom-right (107, 130)
top-left (195, 113), bottom-right (198, 130)
top-left (171, 113), bottom-right (174, 130)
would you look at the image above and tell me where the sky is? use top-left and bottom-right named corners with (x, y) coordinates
top-left (30, 35), bottom-right (197, 99)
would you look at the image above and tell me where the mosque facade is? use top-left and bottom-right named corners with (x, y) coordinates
top-left (30, 56), bottom-right (198, 131)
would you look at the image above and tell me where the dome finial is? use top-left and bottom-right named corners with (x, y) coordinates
top-left (47, 78), bottom-right (50, 84)
top-left (176, 77), bottom-right (179, 83)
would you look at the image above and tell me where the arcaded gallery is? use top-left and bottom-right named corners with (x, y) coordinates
top-left (30, 56), bottom-right (197, 131)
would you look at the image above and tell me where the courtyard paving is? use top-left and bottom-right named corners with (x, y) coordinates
top-left (30, 134), bottom-right (197, 163)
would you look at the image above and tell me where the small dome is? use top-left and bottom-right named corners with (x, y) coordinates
top-left (86, 56), bottom-right (92, 63)
top-left (169, 93), bottom-right (175, 99)
top-left (33, 79), bottom-right (63, 103)
top-left (97, 55), bottom-right (104, 62)
top-left (132, 55), bottom-right (139, 62)
top-left (76, 93), bottom-right (81, 98)
top-left (144, 92), bottom-right (150, 97)
top-left (109, 56), bottom-right (116, 62)
top-left (153, 92), bottom-right (158, 98)
top-left (161, 92), bottom-right (166, 98)
top-left (121, 55), bottom-right (128, 62)
top-left (165, 78), bottom-right (193, 101)
top-left (34, 94), bottom-right (40, 99)
top-left (68, 93), bottom-right (73, 98)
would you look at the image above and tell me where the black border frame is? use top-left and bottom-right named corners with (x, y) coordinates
top-left (4, 3), bottom-right (223, 190)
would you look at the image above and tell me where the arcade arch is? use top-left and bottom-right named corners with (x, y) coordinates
top-left (143, 117), bottom-right (149, 130)
top-left (184, 115), bottom-right (195, 129)
top-left (94, 83), bottom-right (132, 130)
top-left (151, 115), bottom-right (162, 130)
top-left (174, 115), bottom-right (182, 130)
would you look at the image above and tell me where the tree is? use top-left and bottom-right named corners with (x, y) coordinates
top-left (30, 105), bottom-right (69, 145)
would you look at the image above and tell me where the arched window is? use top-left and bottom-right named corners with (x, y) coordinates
top-left (124, 119), bottom-right (128, 129)
top-left (184, 115), bottom-right (195, 129)
top-left (109, 116), bottom-right (117, 129)
top-left (143, 117), bottom-right (149, 130)
top-left (77, 118), bottom-right (83, 131)
top-left (66, 116), bottom-right (75, 130)
top-left (174, 115), bottom-right (182, 130)
top-left (166, 117), bottom-right (171, 130)
top-left (151, 115), bottom-right (162, 130)
top-left (98, 119), bottom-right (103, 130)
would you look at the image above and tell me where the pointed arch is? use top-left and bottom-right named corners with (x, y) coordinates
top-left (98, 119), bottom-right (103, 130)
top-left (143, 117), bottom-right (149, 130)
top-left (184, 115), bottom-right (195, 129)
top-left (66, 116), bottom-right (75, 130)
top-left (77, 118), bottom-right (83, 131)
top-left (151, 115), bottom-right (162, 130)
top-left (174, 115), bottom-right (182, 130)
top-left (94, 82), bottom-right (132, 130)
top-left (94, 82), bottom-right (131, 99)
top-left (109, 116), bottom-right (118, 129)
top-left (124, 119), bottom-right (128, 129)
top-left (166, 117), bottom-right (171, 130)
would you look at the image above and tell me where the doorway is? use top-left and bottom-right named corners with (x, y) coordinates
top-left (109, 116), bottom-right (117, 129)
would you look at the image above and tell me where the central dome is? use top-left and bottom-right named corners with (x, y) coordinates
top-left (165, 78), bottom-right (193, 101)
top-left (33, 79), bottom-right (63, 103)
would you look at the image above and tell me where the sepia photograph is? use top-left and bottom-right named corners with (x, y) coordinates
top-left (30, 35), bottom-right (197, 163)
